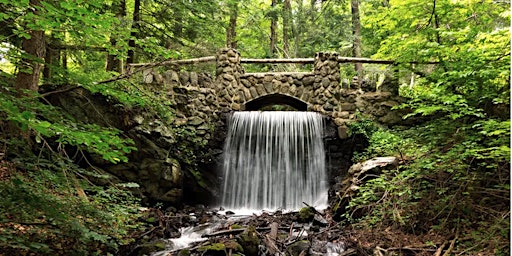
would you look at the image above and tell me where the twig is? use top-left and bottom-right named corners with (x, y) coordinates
top-left (302, 202), bottom-right (322, 215)
top-left (374, 246), bottom-right (386, 256)
top-left (443, 234), bottom-right (458, 256)
top-left (434, 240), bottom-right (448, 256)
top-left (339, 248), bottom-right (357, 256)
top-left (39, 85), bottom-right (82, 98)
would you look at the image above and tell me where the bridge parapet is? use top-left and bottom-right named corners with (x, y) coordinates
top-left (141, 48), bottom-right (405, 138)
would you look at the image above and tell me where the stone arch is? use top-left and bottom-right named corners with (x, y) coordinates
top-left (243, 93), bottom-right (308, 111)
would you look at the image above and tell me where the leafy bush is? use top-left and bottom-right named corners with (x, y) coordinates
top-left (0, 155), bottom-right (142, 255)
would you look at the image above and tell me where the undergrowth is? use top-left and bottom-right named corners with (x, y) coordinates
top-left (345, 115), bottom-right (510, 255)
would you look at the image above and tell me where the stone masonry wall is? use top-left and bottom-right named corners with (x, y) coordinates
top-left (139, 48), bottom-right (405, 205)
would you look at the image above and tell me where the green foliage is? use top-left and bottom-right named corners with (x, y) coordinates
top-left (0, 156), bottom-right (142, 255)
top-left (0, 87), bottom-right (136, 163)
top-left (345, 2), bottom-right (510, 253)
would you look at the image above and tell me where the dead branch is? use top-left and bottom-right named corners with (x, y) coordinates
top-left (434, 240), bottom-right (448, 256)
top-left (442, 234), bottom-right (458, 256)
top-left (263, 222), bottom-right (281, 255)
top-left (201, 228), bottom-right (245, 238)
top-left (39, 85), bottom-right (82, 98)
top-left (339, 248), bottom-right (357, 256)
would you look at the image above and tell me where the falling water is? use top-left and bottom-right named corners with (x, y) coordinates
top-left (221, 111), bottom-right (327, 211)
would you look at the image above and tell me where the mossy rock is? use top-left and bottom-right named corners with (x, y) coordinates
top-left (298, 206), bottom-right (315, 222)
top-left (135, 240), bottom-right (167, 256)
top-left (198, 243), bottom-right (227, 256)
top-left (230, 224), bottom-right (243, 229)
top-left (224, 240), bottom-right (244, 253)
top-left (177, 249), bottom-right (191, 256)
top-left (237, 226), bottom-right (260, 256)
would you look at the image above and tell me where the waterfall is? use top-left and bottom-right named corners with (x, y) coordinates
top-left (221, 111), bottom-right (327, 211)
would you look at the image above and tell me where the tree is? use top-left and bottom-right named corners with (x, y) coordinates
top-left (226, 0), bottom-right (238, 48)
top-left (283, 0), bottom-right (291, 57)
top-left (15, 0), bottom-right (45, 92)
top-left (351, 0), bottom-right (363, 84)
top-left (126, 0), bottom-right (140, 65)
top-left (106, 0), bottom-right (126, 72)
top-left (270, 0), bottom-right (278, 56)
top-left (346, 0), bottom-right (510, 253)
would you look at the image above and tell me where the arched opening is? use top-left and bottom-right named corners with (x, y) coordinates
top-left (243, 93), bottom-right (308, 111)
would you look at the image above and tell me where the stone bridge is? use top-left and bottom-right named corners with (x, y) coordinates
top-left (142, 48), bottom-right (404, 139)
top-left (108, 48), bottom-right (409, 205)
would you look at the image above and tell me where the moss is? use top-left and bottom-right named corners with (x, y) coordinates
top-left (237, 226), bottom-right (260, 256)
top-left (298, 206), bottom-right (315, 222)
top-left (177, 249), bottom-right (191, 256)
top-left (230, 224), bottom-right (243, 229)
top-left (198, 242), bottom-right (226, 252)
top-left (224, 240), bottom-right (244, 253)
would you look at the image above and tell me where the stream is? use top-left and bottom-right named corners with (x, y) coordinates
top-left (147, 206), bottom-right (349, 256)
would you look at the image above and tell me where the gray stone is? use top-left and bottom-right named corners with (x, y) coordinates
top-left (256, 84), bottom-right (266, 96)
top-left (179, 71), bottom-right (190, 84)
top-left (338, 125), bottom-right (348, 139)
top-left (264, 82), bottom-right (273, 93)
top-left (249, 87), bottom-right (259, 98)
top-left (339, 103), bottom-right (357, 111)
top-left (303, 76), bottom-right (315, 86)
top-left (188, 116), bottom-right (204, 126)
top-left (190, 72), bottom-right (198, 86)
top-left (287, 240), bottom-right (311, 256)
top-left (223, 73), bottom-right (235, 82)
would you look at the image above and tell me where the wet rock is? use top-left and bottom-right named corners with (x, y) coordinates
top-left (298, 207), bottom-right (315, 223)
top-left (287, 240), bottom-right (311, 256)
top-left (134, 239), bottom-right (168, 256)
top-left (237, 226), bottom-right (260, 256)
top-left (313, 214), bottom-right (328, 227)
top-left (198, 242), bottom-right (227, 256)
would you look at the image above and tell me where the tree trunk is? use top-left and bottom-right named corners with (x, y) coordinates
top-left (106, 0), bottom-right (126, 72)
top-left (226, 1), bottom-right (238, 48)
top-left (126, 0), bottom-right (140, 65)
top-left (351, 0), bottom-right (363, 85)
top-left (270, 0), bottom-right (277, 56)
top-left (43, 34), bottom-right (60, 83)
top-left (294, 0), bottom-right (304, 57)
top-left (283, 0), bottom-right (291, 57)
top-left (15, 0), bottom-right (45, 92)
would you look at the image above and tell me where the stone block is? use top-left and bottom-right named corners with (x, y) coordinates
top-left (256, 84), bottom-right (266, 96)
top-left (240, 79), bottom-right (251, 88)
top-left (243, 88), bottom-right (251, 100)
top-left (323, 102), bottom-right (334, 111)
top-left (231, 102), bottom-right (241, 110)
top-left (223, 73), bottom-right (235, 81)
top-left (188, 116), bottom-right (204, 126)
top-left (249, 87), bottom-right (259, 98)
top-left (302, 91), bottom-right (311, 102)
top-left (303, 76), bottom-right (315, 86)
top-left (339, 103), bottom-right (357, 111)
top-left (289, 84), bottom-right (297, 96)
top-left (338, 125), bottom-right (348, 139)
top-left (153, 73), bottom-right (164, 84)
top-left (280, 83), bottom-right (290, 94)
top-left (179, 71), bottom-right (189, 85)
top-left (264, 81), bottom-right (274, 93)
top-left (190, 72), bottom-right (198, 86)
